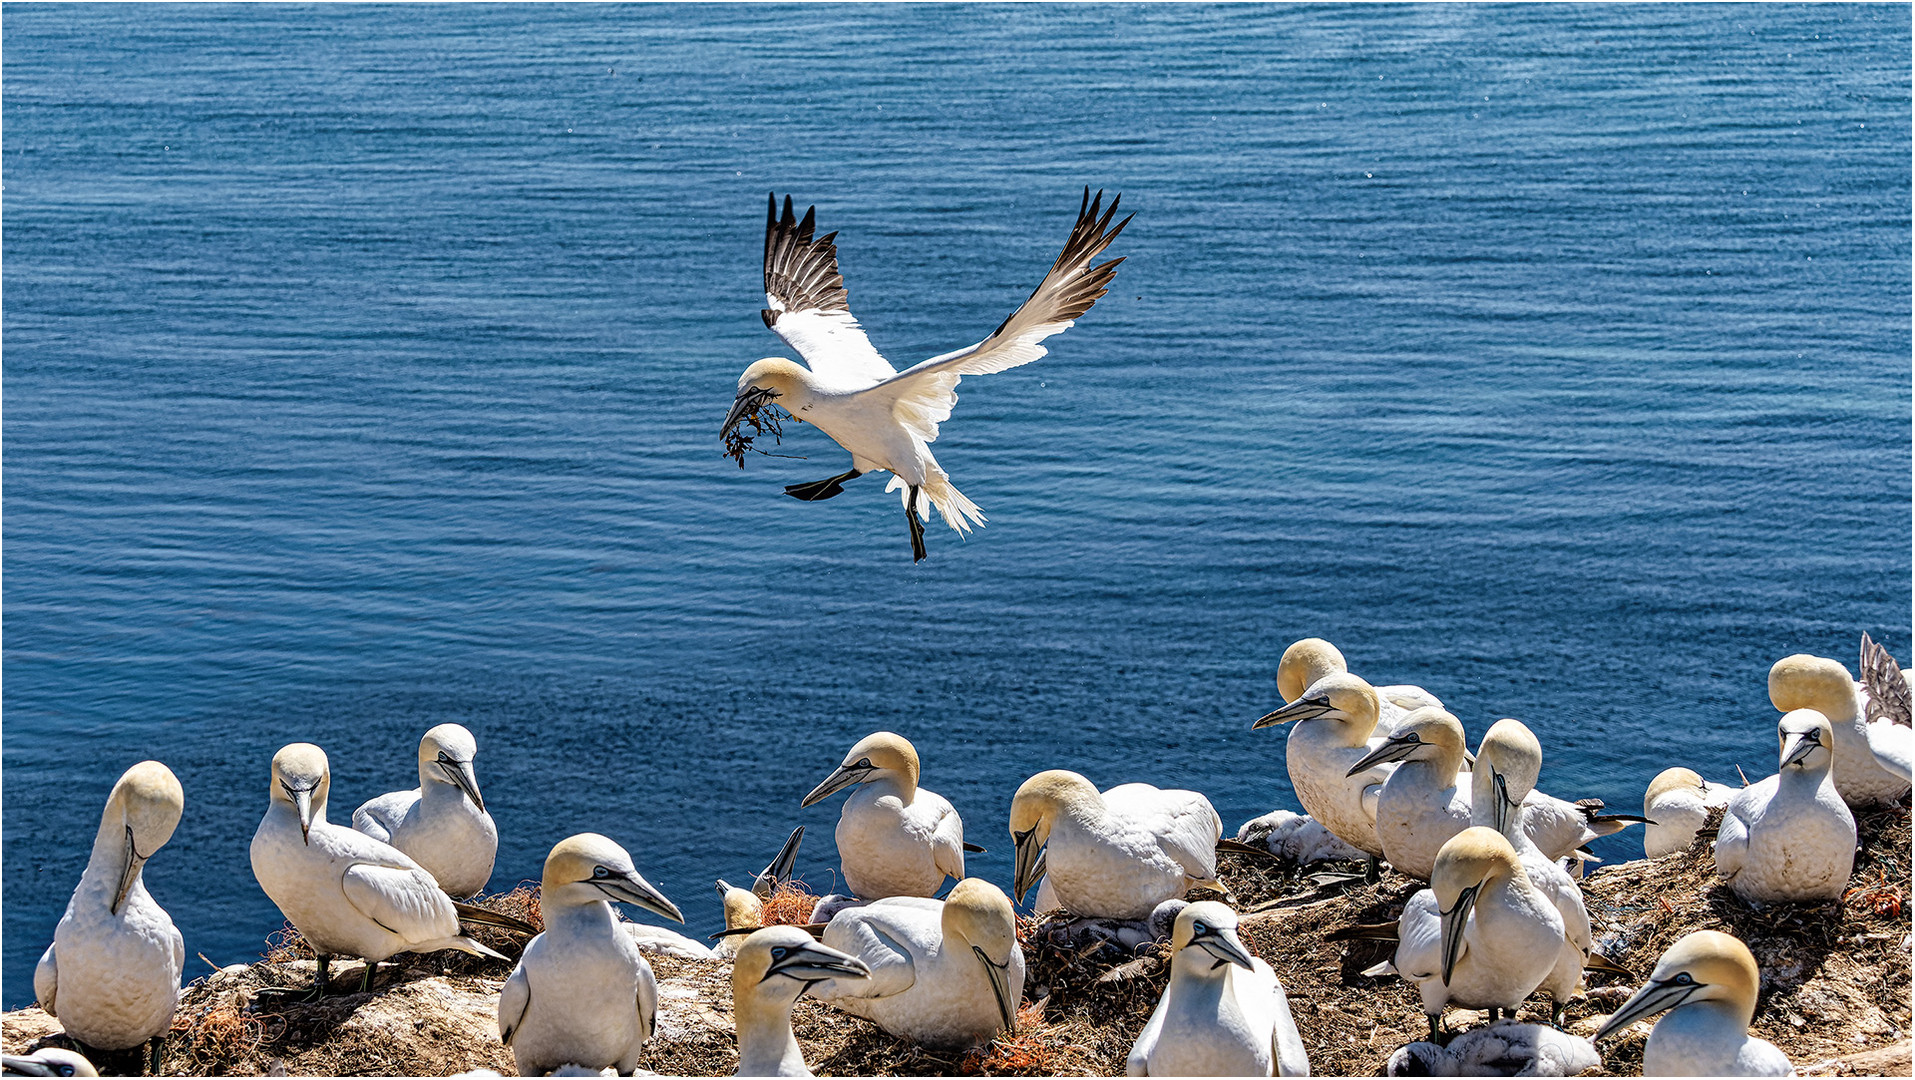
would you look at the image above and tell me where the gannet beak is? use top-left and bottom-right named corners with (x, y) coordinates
top-left (1252, 695), bottom-right (1333, 729)
top-left (1490, 770), bottom-right (1517, 836)
top-left (721, 386), bottom-right (776, 437)
top-left (801, 762), bottom-right (876, 808)
top-left (1348, 735), bottom-right (1422, 777)
top-left (753, 825), bottom-right (805, 898)
top-left (1780, 730), bottom-right (1818, 768)
top-left (597, 870), bottom-right (686, 924)
top-left (293, 786), bottom-right (314, 845)
top-left (1593, 975), bottom-right (1703, 1042)
top-left (1194, 926), bottom-right (1258, 972)
top-left (1012, 828), bottom-right (1045, 904)
top-left (973, 945), bottom-right (1018, 1034)
top-left (769, 940), bottom-right (872, 984)
top-left (437, 754), bottom-right (486, 814)
top-left (1439, 883), bottom-right (1480, 985)
top-left (715, 878), bottom-right (735, 898)
top-left (111, 825), bottom-right (147, 916)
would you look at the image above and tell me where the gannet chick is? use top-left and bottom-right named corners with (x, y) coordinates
top-left (34, 761), bottom-right (185, 1063)
top-left (1593, 930), bottom-right (1790, 1076)
top-left (1351, 707), bottom-right (1473, 880)
top-left (810, 878), bottom-right (1024, 1050)
top-left (1364, 828), bottom-right (1564, 1040)
top-left (730, 927), bottom-right (871, 1077)
top-left (1643, 768), bottom-right (1736, 857)
top-left (250, 743), bottom-right (506, 997)
top-left (1276, 637), bottom-right (1445, 736)
top-left (350, 723), bottom-right (497, 898)
top-left (1714, 710), bottom-right (1855, 903)
top-left (714, 826), bottom-right (806, 960)
top-left (800, 732), bottom-right (965, 899)
top-left (1386, 1019), bottom-right (1600, 1077)
top-left (1, 1049), bottom-right (99, 1077)
top-left (1126, 901), bottom-right (1310, 1077)
top-left (1770, 653), bottom-right (1910, 807)
top-left (499, 833), bottom-right (686, 1077)
top-left (1009, 770), bottom-right (1222, 919)
top-left (1252, 672), bottom-right (1394, 861)
top-left (1858, 633), bottom-right (1913, 783)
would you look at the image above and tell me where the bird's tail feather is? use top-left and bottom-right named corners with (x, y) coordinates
top-left (885, 472), bottom-right (986, 535)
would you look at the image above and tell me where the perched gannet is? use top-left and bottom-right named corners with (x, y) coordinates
top-left (350, 723), bottom-right (498, 898)
top-left (800, 732), bottom-right (966, 899)
top-left (1364, 828), bottom-right (1564, 1039)
top-left (34, 762), bottom-right (185, 1063)
top-left (1126, 901), bottom-right (1310, 1077)
top-left (1252, 672), bottom-right (1395, 861)
top-left (1715, 710), bottom-right (1856, 903)
top-left (1770, 653), bottom-right (1910, 807)
top-left (714, 826), bottom-right (806, 959)
top-left (250, 743), bottom-right (506, 996)
top-left (810, 878), bottom-right (1024, 1050)
top-left (1009, 770), bottom-right (1222, 920)
top-left (1275, 638), bottom-right (1445, 736)
top-left (1643, 768), bottom-right (1736, 857)
top-left (719, 189), bottom-right (1130, 561)
top-left (0, 1049), bottom-right (99, 1078)
top-left (730, 926), bottom-right (871, 1077)
top-left (1858, 633), bottom-right (1913, 783)
top-left (1593, 930), bottom-right (1790, 1076)
top-left (499, 834), bottom-right (686, 1077)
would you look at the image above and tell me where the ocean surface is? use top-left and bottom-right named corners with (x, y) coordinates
top-left (3, 4), bottom-right (1908, 1006)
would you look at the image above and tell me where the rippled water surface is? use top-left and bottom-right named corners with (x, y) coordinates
top-left (4, 3), bottom-right (1908, 1003)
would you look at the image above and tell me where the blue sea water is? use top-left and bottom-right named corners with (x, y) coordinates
top-left (2, 3), bottom-right (1908, 1007)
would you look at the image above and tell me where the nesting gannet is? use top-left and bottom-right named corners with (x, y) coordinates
top-left (498, 834), bottom-right (686, 1077)
top-left (1643, 768), bottom-right (1736, 857)
top-left (1126, 901), bottom-right (1309, 1077)
top-left (800, 732), bottom-right (965, 899)
top-left (1364, 828), bottom-right (1564, 1040)
top-left (730, 926), bottom-right (872, 1077)
top-left (719, 189), bottom-right (1130, 562)
top-left (714, 826), bottom-right (806, 959)
top-left (1769, 653), bottom-right (1910, 807)
top-left (33, 762), bottom-right (184, 1063)
top-left (0, 1049), bottom-right (99, 1078)
top-left (350, 723), bottom-right (498, 898)
top-left (1593, 930), bottom-right (1790, 1076)
top-left (250, 743), bottom-right (506, 997)
top-left (1276, 638), bottom-right (1446, 736)
top-left (1385, 1019), bottom-right (1599, 1077)
top-left (1858, 633), bottom-right (1913, 783)
top-left (1009, 770), bottom-right (1222, 920)
top-left (809, 878), bottom-right (1024, 1050)
top-left (1714, 710), bottom-right (1856, 903)
top-left (1252, 673), bottom-right (1395, 862)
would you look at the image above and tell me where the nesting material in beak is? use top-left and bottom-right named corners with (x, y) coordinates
top-left (721, 387), bottom-right (787, 466)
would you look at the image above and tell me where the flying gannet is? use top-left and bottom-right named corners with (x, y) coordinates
top-left (1769, 653), bottom-right (1910, 807)
top-left (1642, 768), bottom-right (1736, 857)
top-left (809, 878), bottom-right (1024, 1050)
top-left (350, 723), bottom-right (498, 898)
top-left (1857, 633), bottom-right (1913, 783)
top-left (800, 732), bottom-right (966, 899)
top-left (719, 189), bottom-right (1130, 562)
top-left (1009, 770), bottom-right (1222, 920)
top-left (1714, 710), bottom-right (1855, 903)
top-left (0, 1049), bottom-right (99, 1078)
top-left (729, 926), bottom-right (872, 1077)
top-left (34, 762), bottom-right (185, 1068)
top-left (498, 833), bottom-right (686, 1077)
top-left (249, 743), bottom-right (508, 997)
top-left (1593, 930), bottom-right (1791, 1076)
top-left (1126, 901), bottom-right (1310, 1077)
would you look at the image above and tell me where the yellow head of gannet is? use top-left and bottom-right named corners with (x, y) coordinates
top-left (718, 879), bottom-right (766, 933)
top-left (269, 743), bottom-right (331, 845)
top-left (1276, 637), bottom-right (1348, 703)
top-left (1776, 709), bottom-right (1835, 772)
top-left (542, 833), bottom-right (685, 924)
top-left (1645, 767), bottom-right (1708, 807)
top-left (943, 878), bottom-right (1021, 1036)
top-left (1473, 719), bottom-right (1542, 837)
top-left (100, 761), bottom-right (185, 916)
top-left (417, 723), bottom-right (484, 812)
top-left (724, 358), bottom-right (811, 436)
top-left (1346, 706), bottom-right (1467, 778)
top-left (1007, 769), bottom-right (1099, 903)
top-left (1768, 654), bottom-right (1855, 716)
top-left (1252, 671), bottom-right (1382, 746)
top-left (1431, 827), bottom-right (1526, 985)
top-left (732, 924), bottom-right (871, 992)
top-left (801, 731), bottom-right (920, 807)
top-left (1, 1047), bottom-right (100, 1077)
top-left (1171, 900), bottom-right (1259, 972)
top-left (1594, 929), bottom-right (1762, 1041)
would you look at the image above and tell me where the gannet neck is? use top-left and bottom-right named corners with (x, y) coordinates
top-left (1277, 638), bottom-right (1347, 702)
top-left (1768, 655), bottom-right (1859, 720)
top-left (80, 762), bottom-right (183, 916)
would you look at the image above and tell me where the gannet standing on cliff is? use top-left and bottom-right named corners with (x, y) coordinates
top-left (1126, 901), bottom-right (1310, 1077)
top-left (729, 927), bottom-right (872, 1077)
top-left (1643, 768), bottom-right (1736, 857)
top-left (1714, 710), bottom-right (1855, 903)
top-left (800, 732), bottom-right (966, 899)
top-left (1009, 769), bottom-right (1221, 920)
top-left (1594, 930), bottom-right (1791, 1076)
top-left (34, 762), bottom-right (185, 1067)
top-left (351, 723), bottom-right (497, 898)
top-left (1769, 653), bottom-right (1910, 807)
top-left (719, 189), bottom-right (1130, 562)
top-left (498, 834), bottom-right (686, 1077)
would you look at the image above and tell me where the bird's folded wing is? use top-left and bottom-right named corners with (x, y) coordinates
top-left (33, 944), bottom-right (57, 1016)
top-left (342, 862), bottom-right (459, 942)
top-left (819, 916), bottom-right (918, 1000)
top-left (350, 791), bottom-right (410, 844)
top-left (930, 801), bottom-right (968, 883)
top-left (1713, 799), bottom-right (1751, 878)
top-left (498, 963), bottom-right (530, 1044)
top-left (762, 193), bottom-right (897, 387)
top-left (637, 959), bottom-right (658, 1043)
top-left (1109, 784), bottom-right (1223, 881)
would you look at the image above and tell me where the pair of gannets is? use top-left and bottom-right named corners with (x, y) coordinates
top-left (35, 762), bottom-right (185, 1065)
top-left (350, 723), bottom-right (497, 898)
top-left (730, 926), bottom-right (871, 1076)
top-left (1642, 768), bottom-right (1736, 857)
top-left (1275, 638), bottom-right (1446, 737)
top-left (1009, 770), bottom-right (1223, 920)
top-left (1594, 930), bottom-right (1791, 1075)
top-left (499, 834), bottom-right (686, 1077)
top-left (1770, 652), bottom-right (1911, 807)
top-left (1714, 710), bottom-right (1856, 903)
top-left (810, 878), bottom-right (1025, 1050)
top-left (801, 732), bottom-right (968, 899)
top-left (1126, 902), bottom-right (1309, 1077)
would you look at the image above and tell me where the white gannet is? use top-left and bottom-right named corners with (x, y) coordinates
top-left (1714, 710), bottom-right (1856, 903)
top-left (1126, 901), bottom-right (1310, 1077)
top-left (1363, 827), bottom-right (1565, 1040)
top-left (713, 826), bottom-right (806, 960)
top-left (809, 878), bottom-right (1024, 1050)
top-left (1593, 930), bottom-right (1791, 1076)
top-left (249, 743), bottom-right (507, 997)
top-left (1643, 768), bottom-right (1736, 857)
top-left (1858, 633), bottom-right (1913, 783)
top-left (34, 761), bottom-right (185, 1065)
top-left (1769, 652), bottom-right (1910, 808)
top-left (1275, 638), bottom-right (1446, 737)
top-left (350, 723), bottom-right (498, 898)
top-left (0, 1049), bottom-right (99, 1077)
top-left (730, 926), bottom-right (871, 1077)
top-left (1385, 1019), bottom-right (1600, 1077)
top-left (498, 833), bottom-right (686, 1077)
top-left (1009, 770), bottom-right (1222, 920)
top-left (800, 732), bottom-right (966, 899)
top-left (719, 188), bottom-right (1130, 562)
top-left (1252, 672), bottom-right (1395, 863)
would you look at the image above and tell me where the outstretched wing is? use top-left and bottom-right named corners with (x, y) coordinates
top-left (1860, 632), bottom-right (1911, 728)
top-left (762, 193), bottom-right (897, 387)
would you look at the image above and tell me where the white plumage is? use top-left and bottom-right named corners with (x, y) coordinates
top-left (800, 732), bottom-right (965, 899)
top-left (1252, 672), bottom-right (1397, 859)
top-left (730, 927), bottom-right (871, 1077)
top-left (1235, 810), bottom-right (1366, 865)
top-left (1714, 710), bottom-right (1856, 903)
top-left (350, 723), bottom-right (498, 898)
top-left (1642, 768), bottom-right (1737, 858)
top-left (1127, 902), bottom-right (1309, 1077)
top-left (1010, 770), bottom-right (1221, 920)
top-left (1594, 930), bottom-right (1790, 1076)
top-left (1386, 1020), bottom-right (1600, 1077)
top-left (1769, 653), bottom-right (1910, 808)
